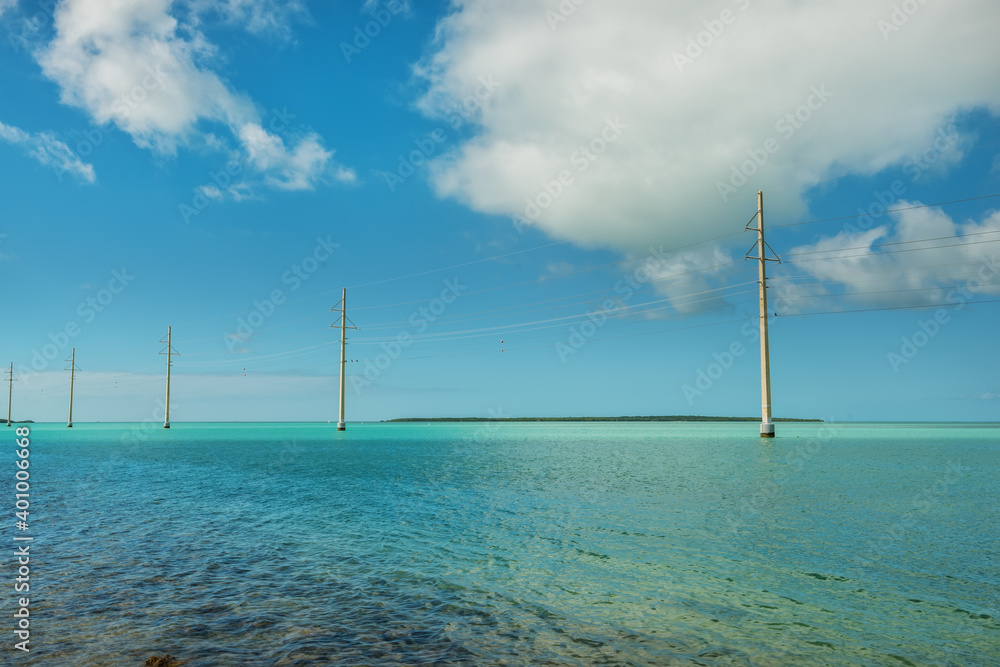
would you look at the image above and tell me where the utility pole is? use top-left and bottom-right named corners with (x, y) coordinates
top-left (159, 327), bottom-right (179, 429)
top-left (5, 363), bottom-right (15, 427)
top-left (331, 289), bottom-right (356, 431)
top-left (745, 190), bottom-right (779, 438)
top-left (66, 348), bottom-right (79, 427)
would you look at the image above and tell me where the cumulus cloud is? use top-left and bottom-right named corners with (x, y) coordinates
top-left (773, 204), bottom-right (1000, 310)
top-left (643, 245), bottom-right (752, 315)
top-left (35, 0), bottom-right (347, 196)
top-left (0, 119), bottom-right (96, 183)
top-left (415, 0), bottom-right (1000, 253)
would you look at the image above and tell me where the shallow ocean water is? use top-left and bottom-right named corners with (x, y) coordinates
top-left (17, 421), bottom-right (1000, 665)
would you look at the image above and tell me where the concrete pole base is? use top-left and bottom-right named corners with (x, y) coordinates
top-left (760, 422), bottom-right (775, 437)
top-left (337, 422), bottom-right (346, 431)
top-left (163, 422), bottom-right (170, 429)
top-left (67, 423), bottom-right (73, 428)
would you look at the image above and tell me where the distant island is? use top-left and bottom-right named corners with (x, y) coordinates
top-left (386, 416), bottom-right (822, 423)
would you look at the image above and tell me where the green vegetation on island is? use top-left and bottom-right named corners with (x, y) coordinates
top-left (386, 416), bottom-right (822, 423)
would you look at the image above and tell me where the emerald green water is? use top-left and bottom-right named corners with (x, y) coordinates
top-left (14, 422), bottom-right (1000, 665)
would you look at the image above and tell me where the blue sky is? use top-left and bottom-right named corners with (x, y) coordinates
top-left (1, 0), bottom-right (998, 423)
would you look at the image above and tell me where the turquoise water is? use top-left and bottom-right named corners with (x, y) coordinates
top-left (15, 422), bottom-right (1000, 665)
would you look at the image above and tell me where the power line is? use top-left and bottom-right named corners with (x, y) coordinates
top-left (351, 232), bottom-right (749, 311)
top-left (779, 298), bottom-right (1000, 318)
top-left (391, 298), bottom-right (1000, 365)
top-left (41, 190), bottom-right (1000, 390)
top-left (358, 265), bottom-right (757, 330)
top-left (171, 192), bottom-right (1000, 350)
top-left (349, 285), bottom-right (760, 344)
top-left (768, 257), bottom-right (997, 283)
top-left (230, 296), bottom-right (766, 361)
top-left (178, 341), bottom-right (339, 369)
top-left (783, 229), bottom-right (1000, 259)
top-left (383, 317), bottom-right (754, 362)
top-left (787, 236), bottom-right (1000, 263)
top-left (770, 193), bottom-right (1000, 230)
top-left (778, 284), bottom-right (993, 301)
top-left (346, 240), bottom-right (572, 290)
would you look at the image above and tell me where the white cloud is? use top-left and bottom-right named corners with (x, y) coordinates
top-left (36, 0), bottom-right (347, 195)
top-left (196, 184), bottom-right (224, 200)
top-left (638, 245), bottom-right (749, 316)
top-left (415, 0), bottom-right (1000, 254)
top-left (187, 0), bottom-right (308, 38)
top-left (539, 260), bottom-right (574, 281)
top-left (239, 122), bottom-right (347, 190)
top-left (0, 0), bottom-right (17, 18)
top-left (334, 166), bottom-right (357, 184)
top-left (0, 119), bottom-right (96, 183)
top-left (776, 204), bottom-right (1000, 310)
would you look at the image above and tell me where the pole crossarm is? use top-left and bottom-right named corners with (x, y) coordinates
top-left (743, 240), bottom-right (782, 263)
top-left (329, 319), bottom-right (358, 331)
top-left (159, 343), bottom-right (180, 356)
